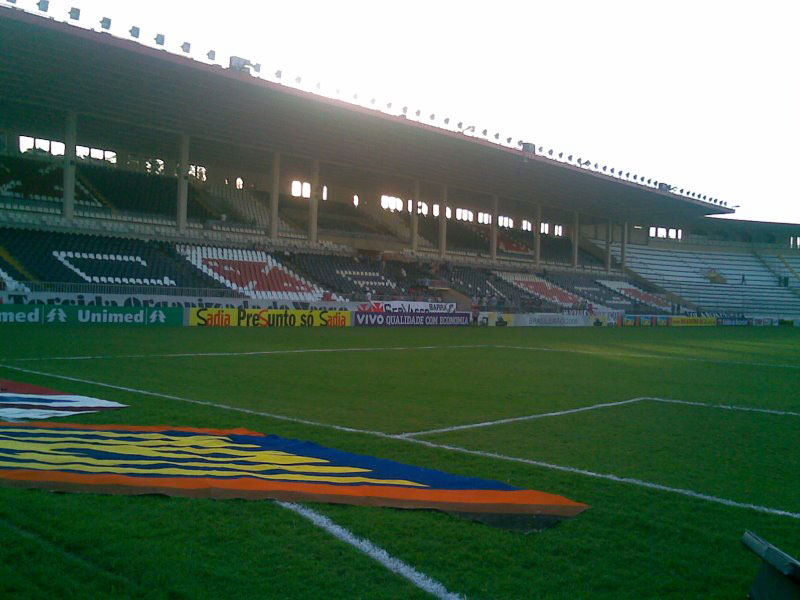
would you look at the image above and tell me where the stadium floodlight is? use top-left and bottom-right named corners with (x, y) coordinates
top-left (274, 70), bottom-right (282, 79)
top-left (647, 178), bottom-right (652, 184)
top-left (548, 149), bottom-right (553, 156)
top-left (594, 163), bottom-right (598, 169)
top-left (481, 129), bottom-right (488, 136)
top-left (568, 155), bottom-right (573, 161)
top-left (457, 121), bottom-right (463, 128)
top-left (68, 7), bottom-right (80, 20)
top-left (100, 17), bottom-right (111, 30)
top-left (507, 137), bottom-right (513, 144)
top-left (387, 102), bottom-right (393, 109)
top-left (494, 133), bottom-right (500, 140)
top-left (430, 114), bottom-right (436, 120)
top-left (206, 50), bottom-right (216, 60)
top-left (129, 26), bottom-right (140, 38)
top-left (610, 168), bottom-right (615, 174)
top-left (443, 117), bottom-right (449, 124)
top-left (370, 98), bottom-right (376, 104)
top-left (36, 0), bottom-right (48, 11)
top-left (402, 106), bottom-right (408, 114)
top-left (625, 172), bottom-right (630, 178)
top-left (181, 42), bottom-right (190, 53)
top-left (415, 109), bottom-right (421, 117)
top-left (559, 152), bottom-right (563, 159)
top-left (602, 166), bottom-right (607, 172)
top-left (295, 76), bottom-right (301, 83)
top-left (316, 82), bottom-right (321, 89)
top-left (154, 34), bottom-right (165, 45)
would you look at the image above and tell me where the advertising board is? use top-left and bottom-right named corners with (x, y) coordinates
top-left (353, 312), bottom-right (470, 327)
top-left (189, 308), bottom-right (350, 327)
top-left (0, 305), bottom-right (182, 325)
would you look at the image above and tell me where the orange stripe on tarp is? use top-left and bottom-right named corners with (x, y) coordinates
top-left (0, 469), bottom-right (588, 514)
top-left (0, 422), bottom-right (264, 437)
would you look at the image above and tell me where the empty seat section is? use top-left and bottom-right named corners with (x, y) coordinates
top-left (0, 228), bottom-right (226, 288)
top-left (176, 245), bottom-right (332, 301)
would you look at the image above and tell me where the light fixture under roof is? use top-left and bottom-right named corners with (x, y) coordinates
top-left (154, 33), bottom-right (165, 46)
top-left (181, 42), bottom-right (191, 53)
top-left (68, 7), bottom-right (79, 20)
top-left (129, 26), bottom-right (140, 38)
top-left (206, 50), bottom-right (216, 60)
top-left (100, 17), bottom-right (111, 30)
top-left (36, 0), bottom-right (48, 11)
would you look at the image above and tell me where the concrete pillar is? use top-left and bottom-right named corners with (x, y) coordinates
top-left (309, 159), bottom-right (319, 243)
top-left (605, 219), bottom-right (612, 273)
top-left (438, 185), bottom-right (447, 257)
top-left (62, 111), bottom-right (77, 221)
top-left (176, 134), bottom-right (189, 233)
top-left (410, 179), bottom-right (420, 253)
top-left (534, 205), bottom-right (542, 266)
top-left (621, 221), bottom-right (628, 272)
top-left (490, 195), bottom-right (498, 261)
top-left (270, 152), bottom-right (280, 239)
top-left (572, 211), bottom-right (580, 268)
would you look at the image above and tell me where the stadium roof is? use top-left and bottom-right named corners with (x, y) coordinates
top-left (0, 6), bottom-right (735, 225)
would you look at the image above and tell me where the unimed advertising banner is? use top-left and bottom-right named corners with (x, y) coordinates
top-left (353, 312), bottom-right (471, 327)
top-left (0, 305), bottom-right (182, 325)
top-left (190, 308), bottom-right (350, 327)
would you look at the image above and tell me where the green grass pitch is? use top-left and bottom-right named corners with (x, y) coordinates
top-left (1, 325), bottom-right (798, 598)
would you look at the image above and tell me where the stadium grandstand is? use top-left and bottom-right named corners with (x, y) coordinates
top-left (0, 3), bottom-right (799, 319)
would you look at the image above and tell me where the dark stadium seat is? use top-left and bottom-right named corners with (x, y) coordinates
top-left (284, 253), bottom-right (400, 299)
top-left (78, 164), bottom-right (216, 221)
top-left (0, 228), bottom-right (227, 288)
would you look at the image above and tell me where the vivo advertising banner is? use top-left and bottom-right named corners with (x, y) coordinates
top-left (0, 305), bottom-right (182, 325)
top-left (353, 312), bottom-right (470, 327)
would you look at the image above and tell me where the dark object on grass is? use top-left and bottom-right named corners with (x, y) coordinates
top-left (742, 530), bottom-right (800, 600)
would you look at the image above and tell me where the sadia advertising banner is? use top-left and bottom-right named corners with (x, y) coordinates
top-left (0, 305), bottom-right (182, 325)
top-left (670, 316), bottom-right (717, 327)
top-left (353, 312), bottom-right (470, 327)
top-left (190, 308), bottom-right (350, 327)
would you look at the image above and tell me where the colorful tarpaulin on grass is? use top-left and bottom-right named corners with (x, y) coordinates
top-left (0, 380), bottom-right (127, 421)
top-left (0, 423), bottom-right (588, 529)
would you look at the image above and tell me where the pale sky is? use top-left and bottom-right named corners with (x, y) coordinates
top-left (16, 0), bottom-right (800, 224)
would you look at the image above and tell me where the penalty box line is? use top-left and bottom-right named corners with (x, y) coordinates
top-left (399, 397), bottom-right (800, 438)
top-left (0, 363), bottom-right (798, 522)
top-left (4, 344), bottom-right (494, 363)
top-left (493, 344), bottom-right (800, 371)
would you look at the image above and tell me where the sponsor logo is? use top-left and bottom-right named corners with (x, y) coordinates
top-left (0, 307), bottom-right (40, 323)
top-left (190, 308), bottom-right (350, 327)
top-left (46, 308), bottom-right (67, 323)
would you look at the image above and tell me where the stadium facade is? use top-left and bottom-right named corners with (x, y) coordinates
top-left (1, 5), bottom-right (800, 320)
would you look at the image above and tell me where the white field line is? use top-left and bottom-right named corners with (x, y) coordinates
top-left (645, 397), bottom-right (800, 417)
top-left (493, 344), bottom-right (800, 370)
top-left (277, 501), bottom-right (462, 600)
top-left (5, 344), bottom-right (493, 363)
top-left (400, 437), bottom-right (800, 521)
top-left (0, 364), bottom-right (391, 438)
top-left (397, 398), bottom-right (647, 438)
top-left (401, 396), bottom-right (800, 438)
top-left (0, 363), bottom-right (797, 521)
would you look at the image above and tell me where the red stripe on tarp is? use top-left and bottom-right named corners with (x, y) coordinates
top-left (0, 469), bottom-right (589, 516)
top-left (0, 380), bottom-right (66, 395)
